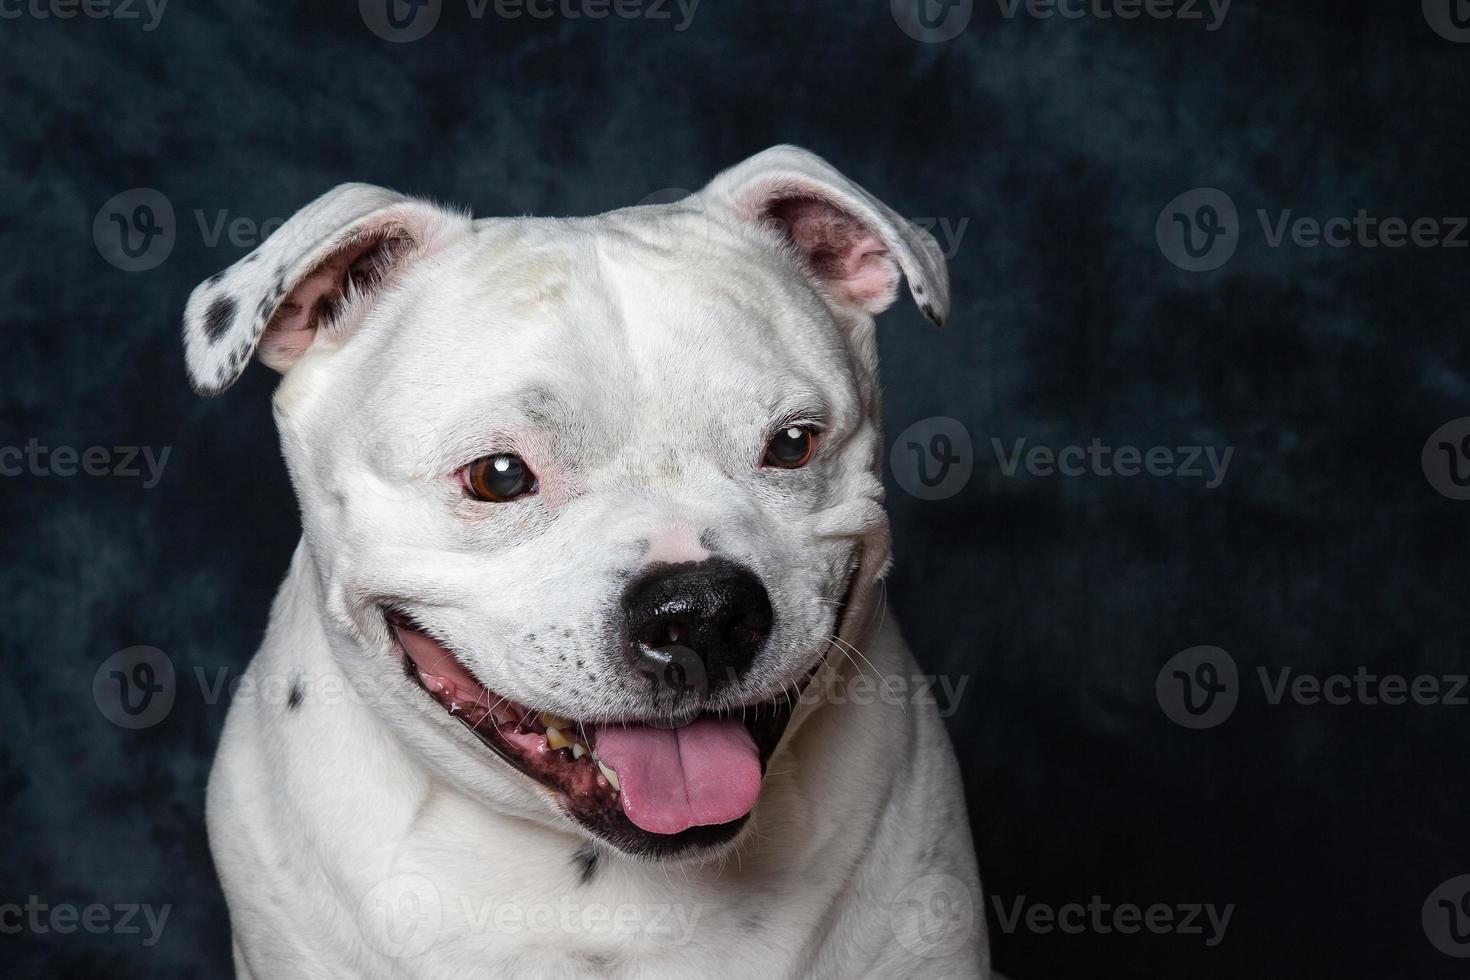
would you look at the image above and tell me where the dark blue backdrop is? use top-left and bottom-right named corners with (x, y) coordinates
top-left (4, 1), bottom-right (1469, 976)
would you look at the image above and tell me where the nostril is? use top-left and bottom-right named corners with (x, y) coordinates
top-left (638, 617), bottom-right (690, 651)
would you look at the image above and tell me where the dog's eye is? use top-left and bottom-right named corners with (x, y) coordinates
top-left (463, 454), bottom-right (537, 502)
top-left (763, 425), bottom-right (817, 469)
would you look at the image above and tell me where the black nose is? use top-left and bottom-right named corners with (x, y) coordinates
top-left (623, 559), bottom-right (773, 696)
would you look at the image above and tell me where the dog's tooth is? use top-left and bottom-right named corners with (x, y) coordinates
top-left (539, 711), bottom-right (572, 730)
top-left (571, 743), bottom-right (586, 760)
top-left (546, 726), bottom-right (570, 750)
top-left (597, 761), bottom-right (621, 791)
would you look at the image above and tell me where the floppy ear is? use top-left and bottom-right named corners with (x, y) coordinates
top-left (182, 183), bottom-right (470, 396)
top-left (699, 145), bottom-right (950, 327)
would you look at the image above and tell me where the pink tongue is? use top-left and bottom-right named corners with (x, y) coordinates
top-left (593, 717), bottom-right (762, 835)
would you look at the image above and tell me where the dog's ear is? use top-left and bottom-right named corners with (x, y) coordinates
top-left (700, 145), bottom-right (950, 327)
top-left (182, 184), bottom-right (470, 396)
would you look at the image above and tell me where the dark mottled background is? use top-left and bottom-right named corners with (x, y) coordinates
top-left (4, 0), bottom-right (1469, 976)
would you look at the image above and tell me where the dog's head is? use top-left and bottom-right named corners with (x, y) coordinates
top-left (184, 146), bottom-right (948, 859)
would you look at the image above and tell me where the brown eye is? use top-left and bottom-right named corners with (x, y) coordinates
top-left (463, 454), bottom-right (537, 502)
top-left (763, 425), bottom-right (817, 469)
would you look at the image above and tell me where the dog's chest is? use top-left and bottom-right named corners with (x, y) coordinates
top-left (335, 799), bottom-right (822, 979)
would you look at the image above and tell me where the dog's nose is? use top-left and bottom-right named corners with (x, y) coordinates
top-left (623, 559), bottom-right (773, 695)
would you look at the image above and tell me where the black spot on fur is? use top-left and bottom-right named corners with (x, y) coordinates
top-left (207, 271), bottom-right (225, 286)
top-left (576, 954), bottom-right (614, 972)
top-left (573, 844), bottom-right (599, 885)
top-left (287, 681), bottom-right (303, 711)
top-left (203, 296), bottom-right (237, 343)
top-left (920, 302), bottom-right (943, 327)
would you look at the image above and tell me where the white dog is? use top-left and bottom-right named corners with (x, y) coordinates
top-left (185, 145), bottom-right (988, 979)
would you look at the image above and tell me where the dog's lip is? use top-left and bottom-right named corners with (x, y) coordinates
top-left (379, 602), bottom-right (843, 857)
top-left (381, 607), bottom-right (822, 727)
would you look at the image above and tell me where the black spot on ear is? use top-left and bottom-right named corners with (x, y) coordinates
top-left (207, 271), bottom-right (225, 286)
top-left (203, 296), bottom-right (238, 343)
top-left (920, 302), bottom-right (944, 327)
top-left (573, 844), bottom-right (599, 885)
top-left (914, 283), bottom-right (924, 295)
top-left (287, 680), bottom-right (303, 711)
top-left (243, 252), bottom-right (260, 265)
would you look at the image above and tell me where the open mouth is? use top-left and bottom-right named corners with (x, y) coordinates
top-left (384, 610), bottom-right (829, 857)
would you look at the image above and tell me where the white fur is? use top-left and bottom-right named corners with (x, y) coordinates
top-left (189, 146), bottom-right (989, 979)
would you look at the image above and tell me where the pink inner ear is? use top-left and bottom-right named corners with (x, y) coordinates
top-left (766, 196), bottom-right (899, 313)
top-left (260, 228), bottom-right (411, 370)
